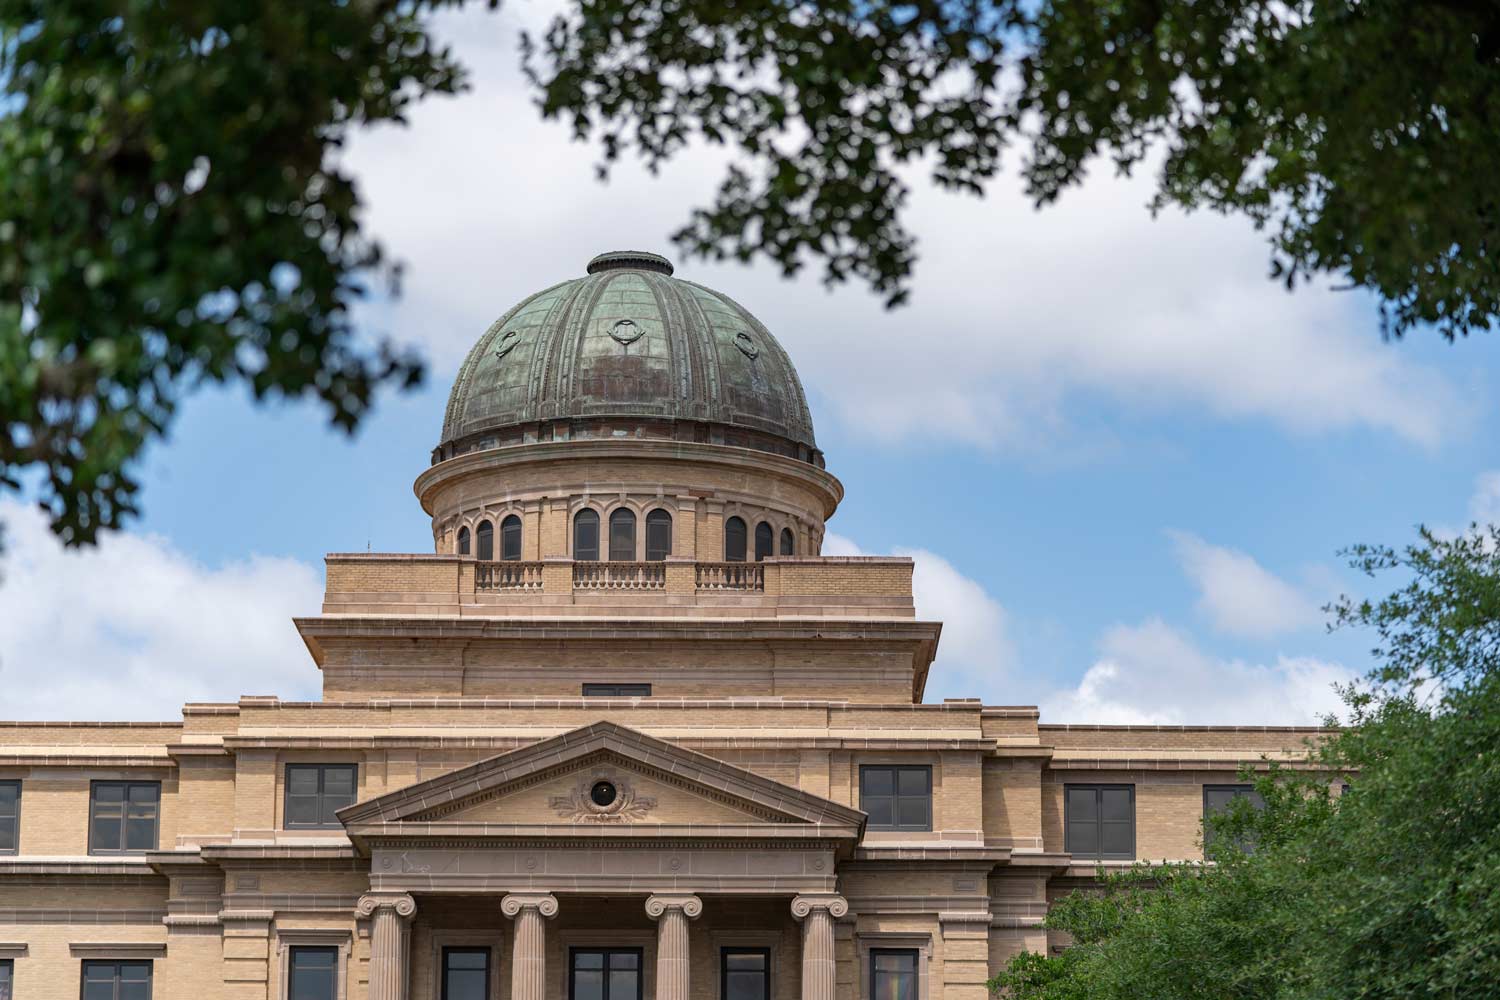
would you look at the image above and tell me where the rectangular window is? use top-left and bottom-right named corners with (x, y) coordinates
top-left (860, 765), bottom-right (932, 832)
top-left (441, 947), bottom-right (490, 1000)
top-left (89, 782), bottom-right (160, 855)
top-left (568, 948), bottom-right (641, 1000)
top-left (870, 949), bottom-right (918, 1000)
top-left (1064, 784), bottom-right (1134, 860)
top-left (81, 960), bottom-right (152, 1000)
top-left (287, 947), bottom-right (338, 1000)
top-left (0, 781), bottom-right (18, 854)
top-left (721, 948), bottom-right (769, 1000)
top-left (581, 684), bottom-right (652, 697)
top-left (1203, 784), bottom-right (1265, 856)
top-left (1, 958), bottom-right (11, 1000)
top-left (284, 764), bottom-right (358, 829)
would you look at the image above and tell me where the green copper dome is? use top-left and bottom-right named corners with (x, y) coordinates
top-left (436, 251), bottom-right (820, 465)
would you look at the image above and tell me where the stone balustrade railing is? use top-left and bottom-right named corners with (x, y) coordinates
top-left (695, 561), bottom-right (765, 591)
top-left (475, 561), bottom-right (544, 591)
top-left (573, 561), bottom-right (666, 590)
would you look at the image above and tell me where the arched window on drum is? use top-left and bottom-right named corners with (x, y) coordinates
top-left (573, 509), bottom-right (600, 561)
top-left (500, 514), bottom-right (522, 561)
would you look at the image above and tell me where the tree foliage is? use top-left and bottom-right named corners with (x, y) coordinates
top-left (526, 0), bottom-right (1500, 328)
top-left (0, 1), bottom-right (463, 545)
top-left (988, 525), bottom-right (1500, 1000)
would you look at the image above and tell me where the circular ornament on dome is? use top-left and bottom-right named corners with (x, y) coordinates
top-left (493, 329), bottom-right (520, 359)
top-left (734, 331), bottom-right (759, 359)
top-left (590, 780), bottom-right (618, 807)
top-left (609, 318), bottom-right (646, 346)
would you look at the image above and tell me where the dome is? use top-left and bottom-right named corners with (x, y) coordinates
top-left (437, 251), bottom-right (820, 465)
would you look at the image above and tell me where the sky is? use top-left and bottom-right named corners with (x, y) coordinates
top-left (1, 6), bottom-right (1497, 723)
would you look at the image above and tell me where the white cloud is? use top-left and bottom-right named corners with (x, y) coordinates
top-left (1168, 530), bottom-right (1322, 638)
top-left (0, 500), bottom-right (323, 720)
top-left (1042, 618), bottom-right (1352, 725)
top-left (1469, 471), bottom-right (1500, 526)
top-left (824, 533), bottom-right (1014, 698)
top-left (345, 5), bottom-right (1465, 451)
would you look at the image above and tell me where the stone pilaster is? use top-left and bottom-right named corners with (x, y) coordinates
top-left (357, 893), bottom-right (417, 1000)
top-left (645, 895), bottom-right (702, 1000)
top-left (502, 893), bottom-right (559, 1000)
top-left (791, 894), bottom-right (848, 1000)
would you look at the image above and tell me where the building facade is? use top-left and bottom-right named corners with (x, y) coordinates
top-left (0, 251), bottom-right (1325, 1000)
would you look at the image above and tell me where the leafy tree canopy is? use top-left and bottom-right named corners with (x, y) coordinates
top-left (988, 525), bottom-right (1500, 1000)
top-left (526, 0), bottom-right (1500, 328)
top-left (1, 1), bottom-right (462, 545)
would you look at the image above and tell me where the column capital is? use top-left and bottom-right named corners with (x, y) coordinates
top-left (501, 893), bottom-right (559, 919)
top-left (790, 894), bottom-right (848, 920)
top-left (645, 894), bottom-right (703, 920)
top-left (357, 892), bottom-right (417, 920)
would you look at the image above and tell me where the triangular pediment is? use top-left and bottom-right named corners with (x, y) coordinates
top-left (338, 721), bottom-right (865, 840)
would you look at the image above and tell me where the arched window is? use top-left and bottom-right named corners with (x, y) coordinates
top-left (500, 514), bottom-right (522, 561)
top-left (754, 521), bottom-right (774, 562)
top-left (476, 520), bottom-right (494, 561)
top-left (780, 527), bottom-right (795, 556)
top-left (573, 509), bottom-right (600, 561)
top-left (646, 509), bottom-right (672, 561)
top-left (609, 509), bottom-right (637, 561)
top-left (456, 526), bottom-right (471, 556)
top-left (724, 516), bottom-right (747, 562)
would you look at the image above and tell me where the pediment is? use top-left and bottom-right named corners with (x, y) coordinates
top-left (338, 721), bottom-right (865, 839)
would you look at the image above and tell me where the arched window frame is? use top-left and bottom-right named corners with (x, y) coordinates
top-left (456, 525), bottom-right (471, 557)
top-left (573, 508), bottom-right (601, 561)
top-left (500, 514), bottom-right (523, 561)
top-left (645, 508), bottom-right (673, 561)
top-left (754, 521), bottom-right (774, 562)
top-left (608, 508), bottom-right (638, 562)
top-left (476, 519), bottom-right (494, 561)
top-left (779, 526), bottom-right (795, 557)
top-left (724, 516), bottom-right (748, 562)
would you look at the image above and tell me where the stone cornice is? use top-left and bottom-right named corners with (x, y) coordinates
top-left (414, 438), bottom-right (844, 519)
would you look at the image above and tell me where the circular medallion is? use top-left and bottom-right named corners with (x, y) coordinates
top-left (590, 780), bottom-right (618, 807)
top-left (609, 318), bottom-right (646, 346)
top-left (734, 331), bottom-right (759, 359)
top-left (493, 329), bottom-right (521, 359)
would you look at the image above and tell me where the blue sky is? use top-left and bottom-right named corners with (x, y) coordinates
top-left (0, 5), bottom-right (1495, 721)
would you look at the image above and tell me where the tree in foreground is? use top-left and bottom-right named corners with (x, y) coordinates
top-left (988, 526), bottom-right (1500, 1000)
top-left (0, 1), bottom-right (459, 545)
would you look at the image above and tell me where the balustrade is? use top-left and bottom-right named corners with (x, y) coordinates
top-left (572, 561), bottom-right (667, 590)
top-left (475, 561), bottom-right (544, 591)
top-left (695, 562), bottom-right (765, 591)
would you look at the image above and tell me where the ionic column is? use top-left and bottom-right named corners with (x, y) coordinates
top-left (791, 894), bottom-right (848, 1000)
top-left (645, 895), bottom-right (702, 1000)
top-left (357, 893), bottom-right (417, 1000)
top-left (502, 893), bottom-right (559, 1000)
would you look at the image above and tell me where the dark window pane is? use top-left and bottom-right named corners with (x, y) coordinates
top-left (754, 521), bottom-right (773, 561)
top-left (863, 768), bottom-right (894, 796)
top-left (125, 815), bottom-right (156, 851)
top-left (1066, 787), bottom-right (1097, 821)
top-left (457, 526), bottom-right (470, 556)
top-left (91, 783), bottom-right (158, 854)
top-left (82, 961), bottom-right (152, 1000)
top-left (287, 767), bottom-right (320, 796)
top-left (574, 510), bottom-right (600, 561)
top-left (645, 510), bottom-right (672, 561)
top-left (476, 520), bottom-right (494, 561)
top-left (0, 959), bottom-right (11, 1000)
top-left (1067, 785), bottom-right (1134, 859)
top-left (501, 515), bottom-right (522, 561)
top-left (289, 947), bottom-right (337, 1000)
top-left (897, 796), bottom-right (929, 829)
top-left (0, 782), bottom-right (17, 853)
top-left (573, 971), bottom-right (603, 1000)
top-left (1100, 787), bottom-right (1132, 822)
top-left (608, 509), bottom-right (637, 561)
top-left (897, 769), bottom-right (928, 797)
top-left (1101, 820), bottom-right (1133, 857)
top-left (575, 952), bottom-right (604, 970)
top-left (872, 950), bottom-right (917, 1000)
top-left (323, 766), bottom-right (356, 798)
top-left (723, 949), bottom-right (769, 1000)
top-left (724, 517), bottom-right (747, 562)
top-left (779, 527), bottom-right (795, 556)
top-left (286, 795), bottom-right (320, 827)
top-left (95, 783), bottom-right (125, 805)
top-left (443, 947), bottom-right (489, 1000)
top-left (609, 952), bottom-right (638, 970)
top-left (608, 970), bottom-right (637, 998)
